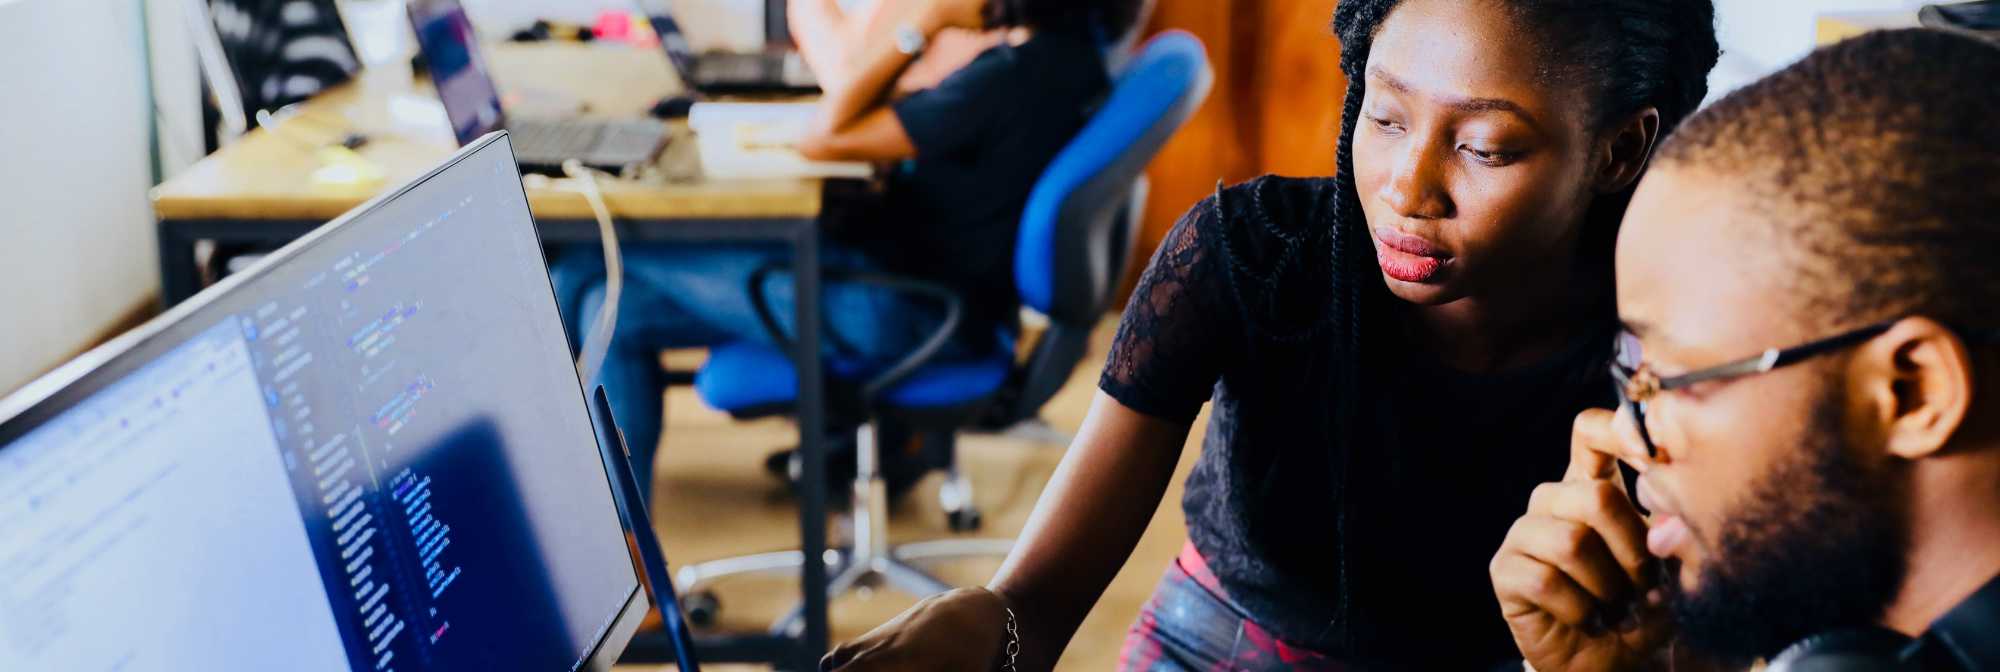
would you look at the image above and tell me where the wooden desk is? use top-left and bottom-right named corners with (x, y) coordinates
top-left (149, 43), bottom-right (836, 670)
top-left (151, 44), bottom-right (822, 234)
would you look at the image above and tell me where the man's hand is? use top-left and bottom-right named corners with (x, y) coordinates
top-left (1492, 408), bottom-right (1668, 671)
top-left (821, 587), bottom-right (1010, 671)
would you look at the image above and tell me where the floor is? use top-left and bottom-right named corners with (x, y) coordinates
top-left (634, 319), bottom-right (1206, 671)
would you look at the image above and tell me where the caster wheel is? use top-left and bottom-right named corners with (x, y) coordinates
top-left (764, 448), bottom-right (797, 478)
top-left (947, 508), bottom-right (983, 533)
top-left (685, 590), bottom-right (721, 627)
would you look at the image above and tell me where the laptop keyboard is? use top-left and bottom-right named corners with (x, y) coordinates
top-left (696, 54), bottom-right (775, 82)
top-left (509, 119), bottom-right (668, 168)
top-left (510, 121), bottom-right (605, 161)
top-left (598, 121), bottom-right (672, 151)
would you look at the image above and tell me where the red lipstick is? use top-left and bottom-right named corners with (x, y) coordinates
top-left (1373, 228), bottom-right (1449, 283)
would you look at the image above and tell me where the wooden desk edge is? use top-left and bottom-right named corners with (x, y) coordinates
top-left (152, 187), bottom-right (826, 223)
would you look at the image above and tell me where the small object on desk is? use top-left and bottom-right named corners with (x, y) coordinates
top-left (593, 10), bottom-right (639, 42)
top-left (511, 19), bottom-right (596, 43)
top-left (652, 94), bottom-right (698, 119)
top-left (309, 145), bottom-right (386, 188)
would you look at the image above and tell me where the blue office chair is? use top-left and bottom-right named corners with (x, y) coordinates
top-left (677, 31), bottom-right (1213, 628)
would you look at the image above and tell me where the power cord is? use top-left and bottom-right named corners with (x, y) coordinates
top-left (562, 159), bottom-right (625, 390)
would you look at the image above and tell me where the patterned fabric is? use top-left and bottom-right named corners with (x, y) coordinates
top-left (1118, 542), bottom-right (1348, 672)
top-left (208, 0), bottom-right (360, 117)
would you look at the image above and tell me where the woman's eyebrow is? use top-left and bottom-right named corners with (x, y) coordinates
top-left (1367, 66), bottom-right (1539, 129)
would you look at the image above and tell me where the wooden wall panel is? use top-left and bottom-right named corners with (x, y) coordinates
top-left (1120, 0), bottom-right (1346, 298)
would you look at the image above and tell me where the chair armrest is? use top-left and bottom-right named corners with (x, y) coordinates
top-left (745, 262), bottom-right (968, 405)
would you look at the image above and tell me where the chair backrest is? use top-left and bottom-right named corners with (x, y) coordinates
top-left (1015, 29), bottom-right (1212, 323)
top-left (189, 0), bottom-right (361, 138)
top-left (998, 31), bottom-right (1211, 421)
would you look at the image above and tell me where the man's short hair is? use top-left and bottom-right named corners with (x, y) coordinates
top-left (1655, 29), bottom-right (2000, 331)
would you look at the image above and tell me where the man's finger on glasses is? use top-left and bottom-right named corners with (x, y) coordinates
top-left (1564, 409), bottom-right (1621, 483)
top-left (1609, 404), bottom-right (1655, 469)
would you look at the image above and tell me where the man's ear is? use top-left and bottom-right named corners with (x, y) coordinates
top-left (1854, 317), bottom-right (1976, 460)
top-left (1595, 108), bottom-right (1661, 194)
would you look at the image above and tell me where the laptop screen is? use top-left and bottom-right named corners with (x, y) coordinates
top-left (409, 0), bottom-right (505, 145)
top-left (0, 137), bottom-right (641, 671)
top-left (644, 12), bottom-right (702, 85)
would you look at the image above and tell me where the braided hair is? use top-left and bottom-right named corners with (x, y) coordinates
top-left (1315, 0), bottom-right (1720, 646)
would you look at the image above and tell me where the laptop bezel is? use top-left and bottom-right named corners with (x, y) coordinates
top-left (0, 133), bottom-right (650, 672)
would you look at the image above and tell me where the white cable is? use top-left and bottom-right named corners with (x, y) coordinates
top-left (255, 105), bottom-right (322, 150)
top-left (563, 160), bottom-right (625, 389)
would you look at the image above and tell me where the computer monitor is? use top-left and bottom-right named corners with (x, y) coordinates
top-left (407, 0), bottom-right (504, 146)
top-left (0, 135), bottom-right (647, 671)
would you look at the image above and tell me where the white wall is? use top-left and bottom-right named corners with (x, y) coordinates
top-left (1707, 0), bottom-right (1931, 103)
top-left (0, 0), bottom-right (164, 395)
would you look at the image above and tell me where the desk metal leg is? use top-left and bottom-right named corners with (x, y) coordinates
top-left (789, 224), bottom-right (830, 669)
top-left (157, 220), bottom-right (201, 308)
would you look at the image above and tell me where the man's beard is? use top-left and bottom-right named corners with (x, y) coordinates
top-left (1661, 395), bottom-right (1910, 664)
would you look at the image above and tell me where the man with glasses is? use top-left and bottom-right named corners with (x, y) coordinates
top-left (1490, 29), bottom-right (2000, 671)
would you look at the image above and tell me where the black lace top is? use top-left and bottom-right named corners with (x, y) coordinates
top-left (1101, 176), bottom-right (1617, 667)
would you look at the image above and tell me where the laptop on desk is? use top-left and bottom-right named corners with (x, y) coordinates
top-left (643, 6), bottom-right (819, 96)
top-left (409, 0), bottom-right (669, 172)
top-left (0, 135), bottom-right (698, 672)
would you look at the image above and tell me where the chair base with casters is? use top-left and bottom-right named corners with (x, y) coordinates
top-left (679, 332), bottom-right (1020, 630)
top-left (764, 424), bottom-right (991, 532)
top-left (675, 423), bottom-right (1015, 633)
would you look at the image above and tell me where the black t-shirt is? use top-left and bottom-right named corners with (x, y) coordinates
top-left (1895, 573), bottom-right (2000, 670)
top-left (851, 28), bottom-right (1107, 322)
top-left (1099, 176), bottom-right (1618, 667)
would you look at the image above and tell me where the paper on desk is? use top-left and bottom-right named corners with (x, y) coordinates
top-left (688, 102), bottom-right (874, 180)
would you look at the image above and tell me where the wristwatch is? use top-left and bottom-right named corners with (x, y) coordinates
top-left (894, 22), bottom-right (928, 56)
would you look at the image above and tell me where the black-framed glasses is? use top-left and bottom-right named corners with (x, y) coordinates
top-left (1610, 320), bottom-right (1902, 458)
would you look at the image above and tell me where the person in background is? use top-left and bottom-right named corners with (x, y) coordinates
top-left (1492, 29), bottom-right (2000, 672)
top-left (819, 0), bottom-right (1718, 669)
top-left (790, 0), bottom-right (1155, 92)
top-left (549, 0), bottom-right (1142, 498)
top-left (790, 0), bottom-right (1000, 94)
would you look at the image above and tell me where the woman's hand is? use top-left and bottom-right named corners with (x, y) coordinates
top-left (821, 587), bottom-right (1011, 671)
top-left (1491, 409), bottom-right (1669, 672)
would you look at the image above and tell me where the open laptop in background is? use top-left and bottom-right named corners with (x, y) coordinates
top-left (641, 1), bottom-right (819, 96)
top-left (408, 0), bottom-right (668, 171)
top-left (0, 135), bottom-right (697, 672)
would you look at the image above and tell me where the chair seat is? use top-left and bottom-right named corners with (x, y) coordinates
top-left (695, 341), bottom-right (1014, 412)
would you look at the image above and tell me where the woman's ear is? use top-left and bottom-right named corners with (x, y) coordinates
top-left (1595, 108), bottom-right (1661, 194)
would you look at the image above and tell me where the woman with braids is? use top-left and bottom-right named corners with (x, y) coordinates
top-left (823, 0), bottom-right (1718, 669)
